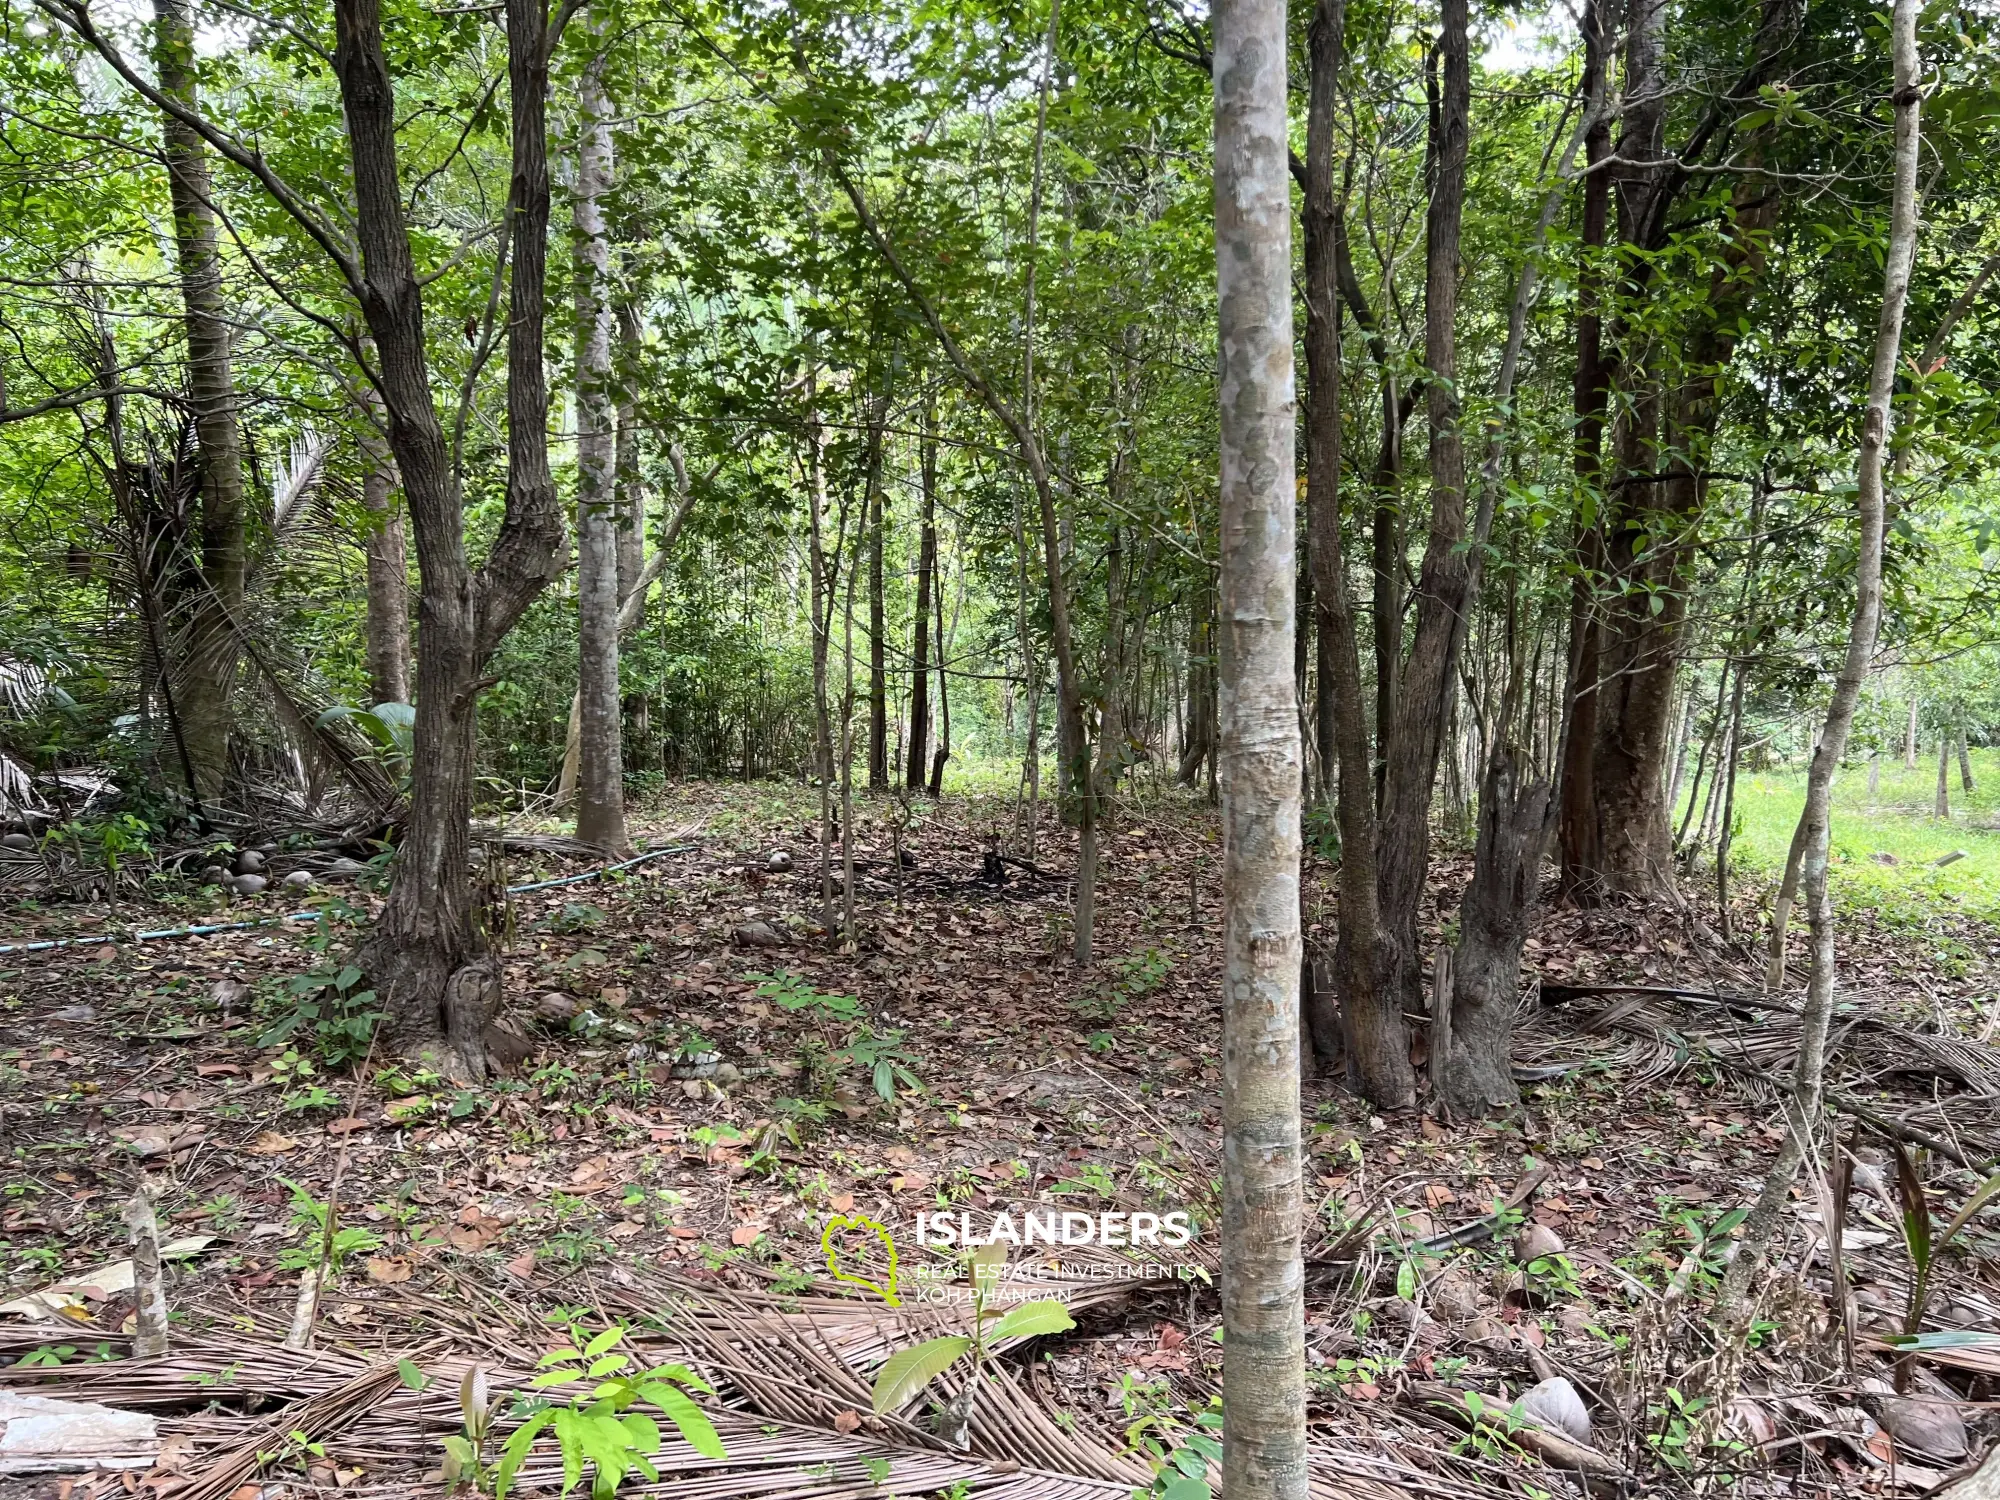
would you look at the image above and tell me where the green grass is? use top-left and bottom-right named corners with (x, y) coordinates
top-left (1702, 747), bottom-right (2000, 934)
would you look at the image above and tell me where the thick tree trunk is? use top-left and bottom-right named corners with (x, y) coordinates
top-left (865, 392), bottom-right (889, 791)
top-left (1440, 744), bottom-right (1549, 1118)
top-left (1212, 0), bottom-right (1307, 1486)
top-left (153, 0), bottom-right (246, 806)
top-left (907, 408), bottom-right (936, 791)
top-left (1371, 0), bottom-right (1470, 1047)
top-left (572, 35), bottom-right (626, 852)
top-left (358, 405), bottom-right (410, 707)
top-left (1719, 0), bottom-right (1915, 1316)
top-left (340, 0), bottom-right (565, 1075)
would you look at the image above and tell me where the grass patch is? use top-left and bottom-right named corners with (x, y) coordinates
top-left (1700, 749), bottom-right (2000, 941)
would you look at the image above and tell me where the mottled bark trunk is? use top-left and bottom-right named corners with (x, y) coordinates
top-left (1937, 731), bottom-right (1952, 818)
top-left (358, 405), bottom-right (410, 707)
top-left (572, 35), bottom-right (625, 852)
top-left (1960, 729), bottom-right (1975, 792)
top-left (1719, 0), bottom-right (1914, 1315)
top-left (154, 0), bottom-right (245, 806)
top-left (1213, 0), bottom-right (1307, 1486)
top-left (907, 411), bottom-right (936, 792)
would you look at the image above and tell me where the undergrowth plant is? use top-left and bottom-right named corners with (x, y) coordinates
top-left (496, 1325), bottom-right (724, 1499)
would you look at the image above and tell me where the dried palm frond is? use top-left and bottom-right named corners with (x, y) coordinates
top-left (270, 427), bottom-right (332, 533)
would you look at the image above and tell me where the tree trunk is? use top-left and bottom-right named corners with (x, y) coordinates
top-left (358, 401), bottom-right (410, 707)
top-left (1555, 0), bottom-right (1612, 896)
top-left (613, 302), bottom-right (645, 602)
top-left (153, 0), bottom-right (246, 806)
top-left (1718, 0), bottom-right (1916, 1316)
top-left (1960, 727), bottom-right (1975, 792)
top-left (1440, 744), bottom-right (1549, 1118)
top-left (1179, 584), bottom-right (1216, 785)
top-left (806, 387), bottom-right (838, 933)
top-left (907, 406), bottom-right (936, 791)
top-left (1372, 0), bottom-right (1470, 1046)
top-left (1937, 730), bottom-right (1952, 818)
top-left (865, 392), bottom-right (889, 791)
top-left (1213, 0), bottom-right (1307, 1484)
top-left (1716, 662), bottom-right (1748, 936)
top-left (928, 536), bottom-right (954, 798)
top-left (1299, 0), bottom-right (1386, 1083)
top-left (1905, 697), bottom-right (1920, 767)
top-left (341, 0), bottom-right (566, 1077)
top-left (572, 32), bottom-right (626, 853)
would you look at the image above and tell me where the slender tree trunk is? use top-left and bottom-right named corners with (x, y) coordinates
top-left (1937, 730), bottom-right (1952, 818)
top-left (841, 527), bottom-right (859, 941)
top-left (1299, 0), bottom-right (1386, 1080)
top-left (1213, 0), bottom-right (1307, 1485)
top-left (1556, 0), bottom-right (1612, 896)
top-left (1371, 0), bottom-right (1470, 1048)
top-left (357, 399), bottom-right (410, 707)
top-left (1717, 663), bottom-right (1748, 935)
top-left (614, 302), bottom-right (645, 602)
top-left (1179, 586), bottom-right (1216, 785)
top-left (572, 31), bottom-right (626, 852)
top-left (928, 535), bottom-right (955, 797)
top-left (1960, 727), bottom-right (1975, 792)
top-left (340, 0), bottom-right (566, 1076)
top-left (907, 405), bottom-right (936, 791)
top-left (865, 391), bottom-right (889, 791)
top-left (153, 0), bottom-right (246, 806)
top-left (1905, 697), bottom-right (1920, 767)
top-left (1719, 0), bottom-right (1916, 1316)
top-left (1868, 750), bottom-right (1881, 798)
top-left (806, 388), bottom-right (837, 933)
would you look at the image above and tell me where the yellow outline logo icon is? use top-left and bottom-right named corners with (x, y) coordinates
top-left (821, 1213), bottom-right (901, 1306)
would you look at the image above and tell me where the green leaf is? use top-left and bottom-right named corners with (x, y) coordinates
top-left (583, 1326), bottom-right (625, 1359)
top-left (397, 1357), bottom-right (429, 1391)
top-left (586, 1355), bottom-right (627, 1378)
top-left (1935, 1170), bottom-right (2000, 1254)
top-left (1880, 1329), bottom-right (2000, 1351)
top-left (1171, 1448), bottom-right (1208, 1477)
top-left (644, 1381), bottom-right (728, 1459)
top-left (1160, 1477), bottom-right (1211, 1500)
top-left (986, 1300), bottom-right (1076, 1341)
top-left (1395, 1259), bottom-right (1417, 1301)
top-left (495, 1409), bottom-right (555, 1499)
top-left (870, 1335), bottom-right (973, 1414)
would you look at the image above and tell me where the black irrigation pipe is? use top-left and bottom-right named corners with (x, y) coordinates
top-left (0, 843), bottom-right (698, 958)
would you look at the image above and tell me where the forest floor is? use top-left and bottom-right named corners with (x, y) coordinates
top-left (2, 782), bottom-right (2000, 1498)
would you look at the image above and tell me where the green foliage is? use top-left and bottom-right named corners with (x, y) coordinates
top-left (870, 1244), bottom-right (1074, 1415)
top-left (262, 964), bottom-right (382, 1068)
top-left (496, 1326), bottom-right (724, 1499)
top-left (1077, 949), bottom-right (1171, 1021)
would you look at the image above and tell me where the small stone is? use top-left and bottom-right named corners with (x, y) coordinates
top-left (766, 850), bottom-right (794, 874)
top-left (1556, 1304), bottom-right (1599, 1340)
top-left (1875, 1395), bottom-right (1968, 1461)
top-left (716, 1061), bottom-right (743, 1082)
top-left (326, 857), bottom-right (367, 878)
top-left (0, 832), bottom-right (34, 852)
top-left (232, 849), bottom-right (266, 875)
top-left (229, 874), bottom-right (268, 897)
top-left (1428, 1267), bottom-right (1480, 1324)
top-left (199, 865), bottom-right (227, 885)
top-left (1516, 1223), bottom-right (1567, 1264)
top-left (733, 919), bottom-right (783, 948)
top-left (51, 1005), bottom-right (95, 1024)
top-left (1520, 1376), bottom-right (1591, 1445)
top-left (1464, 1316), bottom-right (1511, 1350)
top-left (282, 870), bottom-right (315, 891)
top-left (534, 991), bottom-right (578, 1023)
